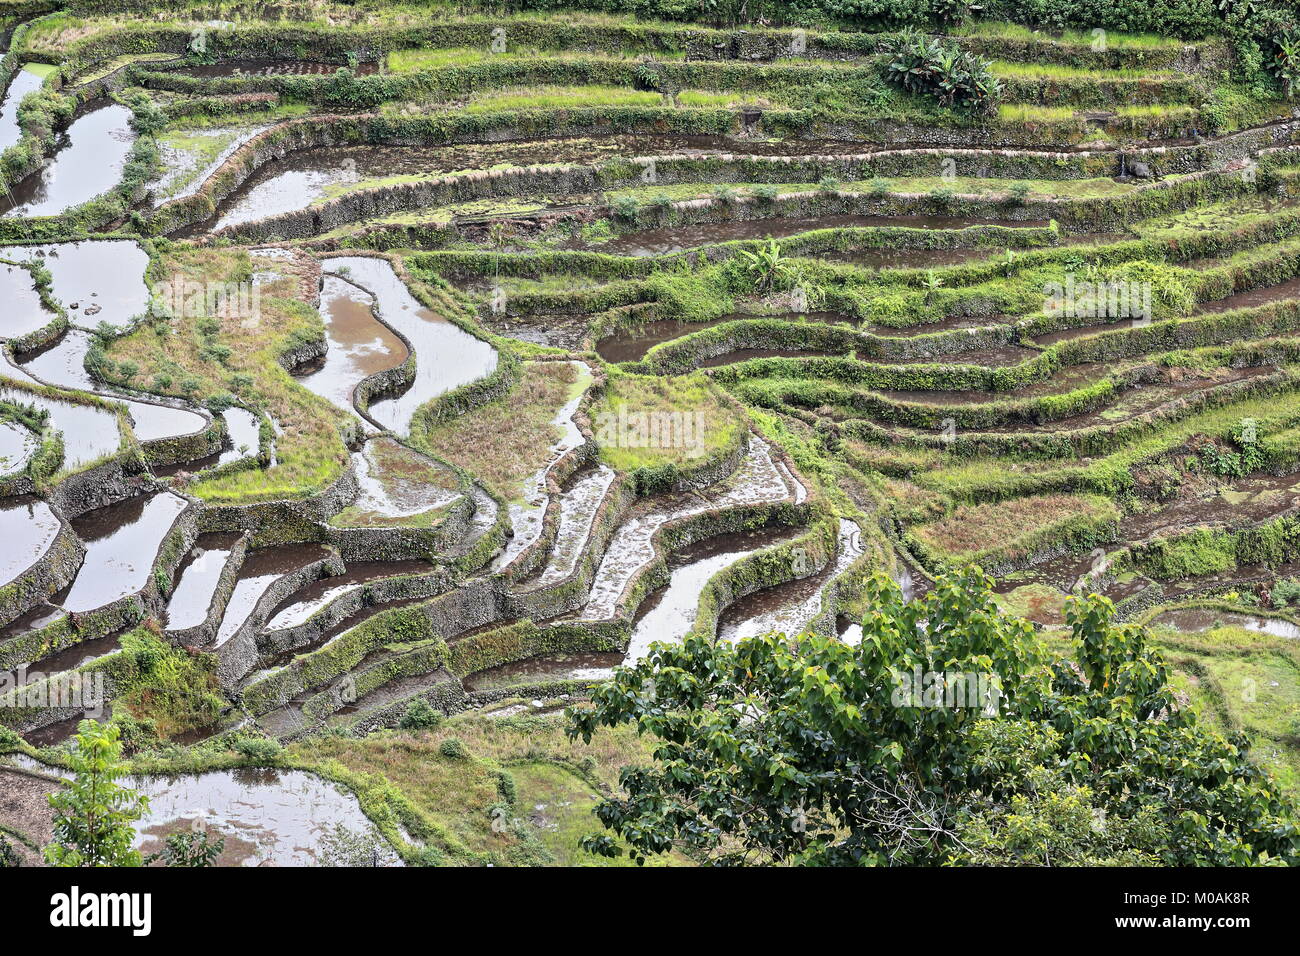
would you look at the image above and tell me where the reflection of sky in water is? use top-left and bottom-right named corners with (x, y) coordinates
top-left (215, 166), bottom-right (354, 230)
top-left (132, 769), bottom-right (394, 867)
top-left (3, 105), bottom-right (135, 218)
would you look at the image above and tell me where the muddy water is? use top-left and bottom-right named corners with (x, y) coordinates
top-left (0, 261), bottom-right (55, 338)
top-left (0, 66), bottom-right (44, 151)
top-left (164, 534), bottom-right (241, 632)
top-left (153, 124), bottom-right (271, 204)
top-left (0, 496), bottom-right (61, 588)
top-left (0, 375), bottom-right (121, 470)
top-left (529, 464), bottom-right (616, 588)
top-left (717, 518), bottom-right (862, 643)
top-left (1152, 607), bottom-right (1300, 639)
top-left (321, 257), bottom-right (497, 435)
top-left (177, 59), bottom-right (380, 77)
top-left (992, 551), bottom-right (1147, 626)
top-left (200, 139), bottom-right (667, 234)
top-left (212, 544), bottom-right (330, 647)
top-left (837, 560), bottom-right (922, 645)
top-left (259, 595), bottom-right (431, 673)
top-left (625, 525), bottom-right (801, 663)
top-left (151, 406), bottom-right (261, 478)
top-left (132, 768), bottom-right (393, 867)
top-left (883, 344), bottom-right (1037, 368)
top-left (836, 615), bottom-right (862, 645)
top-left (867, 314), bottom-right (1002, 337)
top-left (23, 711), bottom-right (109, 748)
top-left (262, 560), bottom-right (431, 632)
top-left (821, 246), bottom-right (1005, 270)
top-left (19, 329), bottom-right (207, 442)
top-left (580, 436), bottom-right (797, 621)
top-left (60, 492), bottom-right (188, 613)
top-left (208, 144), bottom-right (457, 232)
top-left (976, 367), bottom-right (1270, 435)
top-left (596, 311), bottom-right (849, 364)
top-left (464, 651), bottom-right (625, 691)
top-left (0, 602), bottom-right (64, 644)
top-left (301, 273), bottom-right (408, 418)
top-left (0, 418), bottom-right (34, 476)
top-left (1194, 276), bottom-right (1300, 314)
top-left (598, 214), bottom-right (1049, 257)
top-left (0, 240), bottom-right (152, 330)
top-left (0, 103), bottom-right (135, 218)
top-left (27, 631), bottom-right (122, 673)
top-left (493, 362), bottom-right (591, 572)
top-left (1034, 318), bottom-right (1140, 346)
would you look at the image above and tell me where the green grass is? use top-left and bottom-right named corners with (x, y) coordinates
top-left (386, 45), bottom-right (687, 72)
top-left (954, 21), bottom-right (1188, 49)
top-left (988, 59), bottom-right (1176, 80)
top-left (911, 380), bottom-right (1300, 503)
top-left (1154, 623), bottom-right (1300, 800)
top-left (591, 370), bottom-right (745, 474)
top-left (997, 102), bottom-right (1195, 122)
top-left (510, 762), bottom-right (684, 866)
top-left (20, 62), bottom-right (58, 80)
top-left (165, 102), bottom-right (311, 131)
top-left (1131, 196), bottom-right (1300, 241)
top-left (103, 246), bottom-right (352, 503)
top-left (287, 710), bottom-right (688, 865)
top-left (460, 84), bottom-right (778, 112)
top-left (609, 175), bottom-right (1135, 204)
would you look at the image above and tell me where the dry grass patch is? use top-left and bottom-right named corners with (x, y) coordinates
top-left (413, 360), bottom-right (583, 502)
top-left (908, 492), bottom-right (1119, 567)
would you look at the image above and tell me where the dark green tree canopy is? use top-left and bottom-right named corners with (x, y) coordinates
top-left (569, 568), bottom-right (1300, 865)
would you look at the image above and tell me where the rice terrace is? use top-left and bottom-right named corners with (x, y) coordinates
top-left (0, 0), bottom-right (1298, 888)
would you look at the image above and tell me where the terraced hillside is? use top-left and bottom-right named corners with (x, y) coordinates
top-left (0, 0), bottom-right (1299, 866)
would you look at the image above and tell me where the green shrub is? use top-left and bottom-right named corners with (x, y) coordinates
top-left (881, 29), bottom-right (1001, 114)
top-left (398, 698), bottom-right (443, 730)
top-left (1273, 578), bottom-right (1300, 605)
top-left (233, 736), bottom-right (283, 761)
top-left (439, 737), bottom-right (469, 759)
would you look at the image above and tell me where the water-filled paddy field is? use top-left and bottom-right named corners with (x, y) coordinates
top-left (0, 0), bottom-right (1298, 870)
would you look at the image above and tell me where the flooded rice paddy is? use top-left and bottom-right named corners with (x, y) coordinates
top-left (2, 4), bottom-right (1300, 874)
top-left (61, 492), bottom-right (187, 613)
top-left (131, 768), bottom-right (391, 867)
top-left (0, 104), bottom-right (135, 218)
top-left (320, 256), bottom-right (498, 435)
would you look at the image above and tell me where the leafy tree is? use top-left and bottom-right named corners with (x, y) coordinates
top-left (44, 720), bottom-right (150, 867)
top-left (569, 568), bottom-right (1299, 865)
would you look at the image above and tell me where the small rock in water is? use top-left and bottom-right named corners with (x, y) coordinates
top-left (1130, 161), bottom-right (1153, 179)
